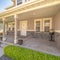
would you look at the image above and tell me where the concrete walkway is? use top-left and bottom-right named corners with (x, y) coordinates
top-left (0, 47), bottom-right (4, 57)
top-left (0, 43), bottom-right (12, 60)
top-left (22, 38), bottom-right (60, 56)
top-left (0, 37), bottom-right (60, 57)
top-left (0, 43), bottom-right (8, 57)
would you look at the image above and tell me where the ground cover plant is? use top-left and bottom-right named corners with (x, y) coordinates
top-left (4, 45), bottom-right (60, 60)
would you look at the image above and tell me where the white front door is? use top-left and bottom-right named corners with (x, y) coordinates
top-left (20, 21), bottom-right (27, 36)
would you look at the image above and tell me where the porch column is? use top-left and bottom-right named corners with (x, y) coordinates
top-left (14, 15), bottom-right (18, 43)
top-left (3, 18), bottom-right (6, 41)
top-left (6, 23), bottom-right (8, 35)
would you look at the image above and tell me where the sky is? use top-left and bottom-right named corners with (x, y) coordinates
top-left (0, 0), bottom-right (13, 12)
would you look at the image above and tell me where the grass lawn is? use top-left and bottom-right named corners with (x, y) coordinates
top-left (4, 45), bottom-right (60, 60)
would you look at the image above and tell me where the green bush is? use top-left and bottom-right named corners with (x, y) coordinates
top-left (4, 45), bottom-right (60, 60)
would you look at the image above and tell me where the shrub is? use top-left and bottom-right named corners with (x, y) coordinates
top-left (4, 45), bottom-right (60, 60)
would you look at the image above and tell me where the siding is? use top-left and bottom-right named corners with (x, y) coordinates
top-left (28, 19), bottom-right (34, 31)
top-left (53, 11), bottom-right (60, 31)
top-left (19, 19), bottom-right (34, 31)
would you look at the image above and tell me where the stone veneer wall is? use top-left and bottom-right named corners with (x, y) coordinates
top-left (55, 32), bottom-right (60, 49)
top-left (53, 11), bottom-right (60, 49)
top-left (27, 31), bottom-right (50, 40)
top-left (17, 31), bottom-right (50, 40)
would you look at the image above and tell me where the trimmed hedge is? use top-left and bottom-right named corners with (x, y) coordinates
top-left (4, 45), bottom-right (60, 60)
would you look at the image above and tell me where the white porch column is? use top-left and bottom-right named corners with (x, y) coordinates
top-left (3, 18), bottom-right (6, 41)
top-left (5, 23), bottom-right (8, 35)
top-left (14, 15), bottom-right (18, 43)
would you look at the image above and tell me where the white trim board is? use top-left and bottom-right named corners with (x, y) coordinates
top-left (55, 30), bottom-right (60, 33)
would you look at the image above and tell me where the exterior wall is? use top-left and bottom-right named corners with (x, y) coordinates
top-left (53, 12), bottom-right (60, 31)
top-left (17, 20), bottom-right (20, 30)
top-left (17, 18), bottom-right (51, 40)
top-left (28, 19), bottom-right (34, 31)
top-left (27, 19), bottom-right (34, 37)
top-left (17, 19), bottom-right (34, 37)
top-left (7, 17), bottom-right (52, 40)
top-left (18, 19), bottom-right (34, 31)
top-left (27, 21), bottom-right (50, 39)
top-left (53, 11), bottom-right (60, 49)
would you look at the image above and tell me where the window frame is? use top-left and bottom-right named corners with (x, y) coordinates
top-left (43, 18), bottom-right (52, 32)
top-left (17, 0), bottom-right (22, 5)
top-left (34, 19), bottom-right (42, 32)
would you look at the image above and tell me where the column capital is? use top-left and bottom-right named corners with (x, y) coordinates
top-left (2, 18), bottom-right (5, 21)
top-left (14, 14), bottom-right (18, 19)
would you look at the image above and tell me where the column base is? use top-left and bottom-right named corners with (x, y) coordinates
top-left (14, 40), bottom-right (17, 44)
top-left (3, 37), bottom-right (6, 41)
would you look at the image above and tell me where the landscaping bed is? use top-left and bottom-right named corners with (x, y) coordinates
top-left (4, 45), bottom-right (60, 60)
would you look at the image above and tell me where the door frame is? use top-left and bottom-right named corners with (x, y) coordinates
top-left (20, 20), bottom-right (27, 36)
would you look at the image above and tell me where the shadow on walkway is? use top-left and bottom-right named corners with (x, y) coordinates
top-left (0, 55), bottom-right (12, 60)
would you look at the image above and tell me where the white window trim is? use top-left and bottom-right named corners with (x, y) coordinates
top-left (43, 18), bottom-right (52, 32)
top-left (55, 30), bottom-right (60, 33)
top-left (34, 19), bottom-right (43, 32)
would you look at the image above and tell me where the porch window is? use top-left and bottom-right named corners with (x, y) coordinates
top-left (36, 21), bottom-right (40, 32)
top-left (44, 20), bottom-right (50, 32)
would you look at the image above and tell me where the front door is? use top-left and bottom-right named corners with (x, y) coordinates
top-left (20, 21), bottom-right (27, 36)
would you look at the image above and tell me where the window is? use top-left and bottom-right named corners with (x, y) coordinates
top-left (34, 18), bottom-right (52, 32)
top-left (25, 0), bottom-right (30, 2)
top-left (34, 19), bottom-right (42, 32)
top-left (44, 20), bottom-right (50, 32)
top-left (17, 0), bottom-right (31, 5)
top-left (36, 21), bottom-right (40, 32)
top-left (43, 18), bottom-right (52, 32)
top-left (17, 0), bottom-right (22, 5)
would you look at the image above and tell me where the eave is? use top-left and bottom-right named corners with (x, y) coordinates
top-left (0, 0), bottom-right (60, 18)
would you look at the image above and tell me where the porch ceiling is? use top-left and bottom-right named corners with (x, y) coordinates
top-left (18, 4), bottom-right (60, 20)
top-left (0, 19), bottom-right (2, 23)
top-left (5, 16), bottom-right (14, 23)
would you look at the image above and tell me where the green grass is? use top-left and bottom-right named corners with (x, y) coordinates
top-left (4, 45), bottom-right (60, 60)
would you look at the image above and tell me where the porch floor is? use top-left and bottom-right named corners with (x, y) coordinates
top-left (2, 35), bottom-right (60, 56)
top-left (22, 38), bottom-right (60, 56)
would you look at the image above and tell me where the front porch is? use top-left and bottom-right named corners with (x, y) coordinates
top-left (0, 0), bottom-right (60, 56)
top-left (1, 35), bottom-right (60, 56)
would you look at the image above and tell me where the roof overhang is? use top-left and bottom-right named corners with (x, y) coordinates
top-left (18, 3), bottom-right (60, 20)
top-left (11, 0), bottom-right (15, 2)
top-left (0, 0), bottom-right (60, 19)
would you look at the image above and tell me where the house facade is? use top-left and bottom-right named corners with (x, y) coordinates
top-left (0, 0), bottom-right (60, 49)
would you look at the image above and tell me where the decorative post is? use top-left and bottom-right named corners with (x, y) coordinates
top-left (14, 15), bottom-right (18, 43)
top-left (3, 18), bottom-right (6, 41)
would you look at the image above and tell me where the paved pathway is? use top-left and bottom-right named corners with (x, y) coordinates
top-left (0, 47), bottom-right (4, 57)
top-left (22, 38), bottom-right (60, 56)
top-left (0, 43), bottom-right (12, 60)
top-left (0, 38), bottom-right (60, 59)
top-left (0, 43), bottom-right (6, 57)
